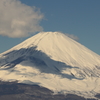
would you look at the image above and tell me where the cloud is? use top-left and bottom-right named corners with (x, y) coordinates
top-left (65, 33), bottom-right (79, 41)
top-left (57, 31), bottom-right (79, 41)
top-left (0, 0), bottom-right (44, 38)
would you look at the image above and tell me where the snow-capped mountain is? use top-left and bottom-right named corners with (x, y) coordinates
top-left (0, 32), bottom-right (100, 98)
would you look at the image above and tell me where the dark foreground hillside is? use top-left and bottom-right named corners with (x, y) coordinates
top-left (0, 81), bottom-right (97, 100)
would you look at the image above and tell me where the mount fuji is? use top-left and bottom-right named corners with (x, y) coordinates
top-left (0, 32), bottom-right (100, 99)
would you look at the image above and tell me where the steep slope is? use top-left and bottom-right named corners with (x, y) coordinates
top-left (0, 32), bottom-right (100, 98)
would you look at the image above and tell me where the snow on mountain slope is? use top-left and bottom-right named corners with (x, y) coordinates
top-left (0, 32), bottom-right (100, 98)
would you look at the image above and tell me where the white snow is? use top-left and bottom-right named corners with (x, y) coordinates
top-left (0, 31), bottom-right (100, 98)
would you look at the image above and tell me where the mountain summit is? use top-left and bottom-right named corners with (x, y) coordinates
top-left (0, 32), bottom-right (100, 98)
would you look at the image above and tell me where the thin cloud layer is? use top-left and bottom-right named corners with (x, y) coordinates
top-left (58, 31), bottom-right (79, 41)
top-left (0, 0), bottom-right (44, 38)
top-left (66, 33), bottom-right (79, 41)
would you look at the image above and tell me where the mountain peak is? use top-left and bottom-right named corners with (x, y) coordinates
top-left (0, 32), bottom-right (100, 98)
top-left (1, 31), bottom-right (100, 72)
